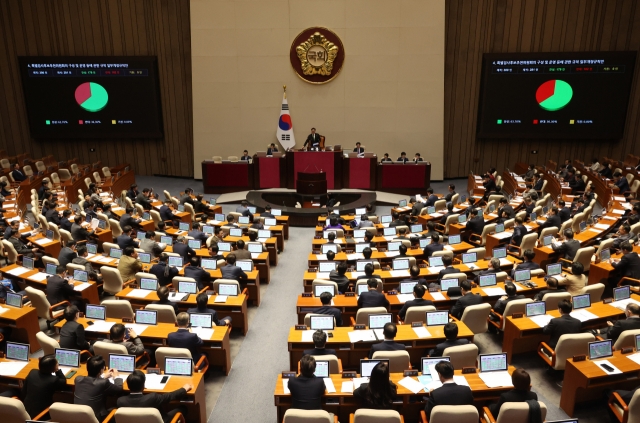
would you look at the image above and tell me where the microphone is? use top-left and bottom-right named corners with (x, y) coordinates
top-left (303, 164), bottom-right (310, 172)
top-left (314, 164), bottom-right (320, 173)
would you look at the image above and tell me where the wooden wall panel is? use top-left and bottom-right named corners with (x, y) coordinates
top-left (0, 0), bottom-right (193, 177)
top-left (445, 0), bottom-right (640, 178)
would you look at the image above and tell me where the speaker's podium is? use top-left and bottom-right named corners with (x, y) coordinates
top-left (296, 172), bottom-right (327, 195)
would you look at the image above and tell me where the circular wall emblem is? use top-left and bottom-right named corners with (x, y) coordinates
top-left (290, 27), bottom-right (345, 84)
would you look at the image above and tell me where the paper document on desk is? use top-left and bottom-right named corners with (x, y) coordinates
top-left (96, 256), bottom-right (113, 263)
top-left (315, 272), bottom-right (330, 280)
top-left (603, 215), bottom-right (616, 220)
top-left (352, 377), bottom-right (369, 390)
top-left (529, 314), bottom-right (553, 328)
top-left (85, 320), bottom-right (116, 332)
top-left (145, 374), bottom-right (170, 390)
top-left (349, 272), bottom-right (365, 278)
top-left (315, 254), bottom-right (327, 261)
top-left (348, 330), bottom-right (376, 343)
top-left (385, 251), bottom-right (401, 258)
top-left (493, 232), bottom-right (514, 240)
top-left (499, 258), bottom-right (512, 267)
top-left (341, 381), bottom-right (354, 393)
top-left (453, 375), bottom-right (470, 386)
top-left (111, 207), bottom-right (124, 212)
top-left (412, 326), bottom-right (431, 338)
top-left (615, 196), bottom-right (627, 201)
top-left (430, 292), bottom-right (446, 301)
top-left (482, 287), bottom-right (506, 296)
top-left (594, 359), bottom-right (622, 375)
top-left (443, 245), bottom-right (454, 251)
top-left (430, 212), bottom-right (443, 218)
top-left (389, 270), bottom-right (410, 278)
top-left (514, 283), bottom-right (525, 291)
top-left (214, 295), bottom-right (227, 303)
top-left (192, 327), bottom-right (214, 340)
top-left (428, 266), bottom-right (445, 273)
top-left (346, 253), bottom-right (363, 261)
top-left (208, 220), bottom-right (222, 225)
top-left (323, 378), bottom-right (336, 393)
top-left (626, 353), bottom-right (640, 366)
top-left (251, 253), bottom-right (261, 259)
top-left (0, 361), bottom-right (29, 376)
top-left (30, 272), bottom-right (48, 282)
top-left (479, 371), bottom-right (513, 388)
top-left (6, 267), bottom-right (29, 276)
top-left (396, 294), bottom-right (414, 303)
top-left (0, 307), bottom-right (8, 315)
top-left (283, 379), bottom-right (290, 394)
top-left (301, 330), bottom-right (315, 343)
top-left (373, 329), bottom-right (385, 340)
top-left (398, 376), bottom-right (425, 394)
top-left (588, 229), bottom-right (603, 234)
top-left (383, 236), bottom-right (395, 241)
top-left (594, 223), bottom-right (610, 230)
top-left (127, 289), bottom-right (151, 298)
top-left (611, 298), bottom-right (640, 310)
top-left (34, 238), bottom-right (51, 246)
top-left (125, 323), bottom-right (148, 336)
top-left (73, 283), bottom-right (91, 292)
top-left (570, 309), bottom-right (598, 322)
top-left (612, 209), bottom-right (626, 215)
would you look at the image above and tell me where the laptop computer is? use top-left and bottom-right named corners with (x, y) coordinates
top-left (479, 274), bottom-right (497, 287)
top-left (495, 223), bottom-right (505, 233)
top-left (387, 241), bottom-right (401, 252)
top-left (355, 207), bottom-right (366, 216)
top-left (572, 294), bottom-right (591, 310)
top-left (188, 240), bottom-right (201, 250)
top-left (514, 269), bottom-right (531, 283)
top-left (140, 278), bottom-right (158, 291)
top-left (109, 354), bottom-right (136, 373)
top-left (479, 353), bottom-right (509, 373)
top-left (314, 284), bottom-right (335, 297)
top-left (237, 260), bottom-right (253, 272)
top-left (492, 247), bottom-right (507, 259)
top-left (201, 258), bottom-right (217, 270)
top-left (161, 236), bottom-right (173, 245)
top-left (462, 252), bottom-right (477, 264)
top-left (55, 348), bottom-right (80, 368)
top-left (355, 243), bottom-right (368, 253)
top-left (525, 302), bottom-right (546, 317)
top-left (258, 230), bottom-right (271, 239)
top-left (6, 342), bottom-right (29, 361)
top-left (203, 225), bottom-right (214, 235)
top-left (393, 258), bottom-right (410, 271)
top-left (247, 206), bottom-right (256, 214)
top-left (310, 315), bottom-right (335, 331)
top-left (45, 263), bottom-right (57, 275)
top-left (458, 215), bottom-right (467, 223)
top-left (178, 222), bottom-right (190, 231)
top-left (322, 244), bottom-right (338, 254)
top-left (368, 313), bottom-right (392, 329)
top-left (356, 284), bottom-right (368, 296)
top-left (635, 334), bottom-right (640, 352)
top-left (73, 270), bottom-right (88, 282)
top-left (261, 218), bottom-right (275, 227)
top-left (542, 235), bottom-right (554, 246)
top-left (87, 243), bottom-right (98, 255)
top-left (360, 359), bottom-right (390, 377)
top-left (355, 260), bottom-right (373, 272)
top-left (420, 238), bottom-right (431, 248)
top-left (165, 357), bottom-right (193, 376)
top-left (380, 215), bottom-right (392, 224)
top-left (398, 199), bottom-right (407, 208)
top-left (137, 231), bottom-right (146, 241)
top-left (421, 357), bottom-right (450, 375)
top-left (135, 309), bottom-right (158, 325)
top-left (411, 224), bottom-right (423, 233)
top-left (448, 234), bottom-right (461, 245)
top-left (318, 262), bottom-right (337, 273)
top-left (209, 198), bottom-right (217, 206)
top-left (614, 286), bottom-right (631, 302)
top-left (383, 227), bottom-right (396, 236)
top-left (168, 256), bottom-right (184, 268)
top-left (215, 214), bottom-right (225, 222)
top-left (546, 263), bottom-right (562, 277)
top-left (600, 248), bottom-right (611, 262)
top-left (177, 204), bottom-right (185, 212)
top-left (85, 304), bottom-right (106, 320)
top-left (218, 242), bottom-right (231, 252)
top-left (426, 311), bottom-right (449, 326)
top-left (238, 216), bottom-right (249, 225)
top-left (22, 256), bottom-right (34, 270)
top-left (218, 283), bottom-right (238, 296)
top-left (98, 220), bottom-right (108, 230)
top-left (272, 209), bottom-right (282, 216)
top-left (399, 281), bottom-right (417, 294)
top-left (352, 229), bottom-right (366, 239)
top-left (189, 313), bottom-right (213, 328)
top-left (138, 253), bottom-right (151, 264)
top-left (440, 278), bottom-right (459, 292)
top-left (178, 281), bottom-right (198, 294)
top-left (588, 340), bottom-right (613, 360)
top-left (5, 292), bottom-right (22, 308)
top-left (429, 256), bottom-right (444, 267)
top-left (313, 360), bottom-right (330, 378)
top-left (110, 248), bottom-right (123, 259)
top-left (229, 228), bottom-right (243, 237)
top-left (427, 206), bottom-right (436, 214)
top-left (579, 221), bottom-right (587, 232)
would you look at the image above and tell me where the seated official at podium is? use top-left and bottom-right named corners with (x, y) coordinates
top-left (303, 127), bottom-right (322, 150)
top-left (397, 152), bottom-right (408, 163)
top-left (413, 153), bottom-right (423, 162)
top-left (267, 143), bottom-right (279, 155)
top-left (353, 142), bottom-right (364, 154)
top-left (240, 150), bottom-right (250, 161)
top-left (381, 153), bottom-right (392, 163)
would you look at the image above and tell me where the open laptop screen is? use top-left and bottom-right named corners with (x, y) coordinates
top-left (588, 340), bottom-right (613, 360)
top-left (360, 359), bottom-right (390, 377)
top-left (479, 353), bottom-right (508, 372)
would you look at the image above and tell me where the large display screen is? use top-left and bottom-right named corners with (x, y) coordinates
top-left (18, 56), bottom-right (163, 138)
top-left (477, 52), bottom-right (636, 139)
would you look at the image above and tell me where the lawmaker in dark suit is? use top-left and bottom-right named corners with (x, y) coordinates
top-left (510, 217), bottom-right (528, 248)
top-left (60, 210), bottom-right (73, 232)
top-left (614, 242), bottom-right (640, 281)
top-left (47, 265), bottom-right (80, 308)
top-left (510, 249), bottom-right (540, 278)
top-left (10, 163), bottom-right (26, 182)
top-left (595, 303), bottom-right (640, 343)
top-left (57, 241), bottom-right (77, 267)
top-left (74, 356), bottom-right (123, 421)
top-left (173, 236), bottom-right (196, 262)
top-left (288, 355), bottom-right (326, 410)
top-left (329, 262), bottom-right (350, 293)
top-left (475, 258), bottom-right (501, 283)
top-left (267, 143), bottom-right (279, 155)
top-left (303, 128), bottom-right (322, 150)
top-left (45, 206), bottom-right (61, 225)
top-left (187, 223), bottom-right (208, 243)
top-left (70, 216), bottom-right (94, 242)
top-left (59, 305), bottom-right (91, 351)
top-left (184, 257), bottom-right (211, 291)
top-left (127, 185), bottom-right (139, 201)
top-left (135, 189), bottom-right (153, 210)
top-left (119, 207), bottom-right (142, 231)
top-left (538, 207), bottom-right (562, 230)
top-left (465, 208), bottom-right (485, 237)
top-left (168, 313), bottom-right (205, 359)
top-left (552, 228), bottom-right (580, 261)
top-left (425, 361), bottom-right (474, 419)
top-left (159, 200), bottom-right (176, 225)
top-left (399, 284), bottom-right (434, 320)
top-left (353, 142), bottom-right (364, 154)
top-left (116, 226), bottom-right (139, 250)
top-left (450, 280), bottom-right (483, 319)
top-left (543, 299), bottom-right (582, 348)
top-left (437, 255), bottom-right (458, 282)
top-left (117, 370), bottom-right (192, 423)
top-left (303, 330), bottom-right (337, 356)
top-left (492, 283), bottom-right (525, 316)
top-left (187, 292), bottom-right (232, 326)
top-left (369, 322), bottom-right (406, 358)
top-left (220, 253), bottom-right (248, 282)
top-left (488, 369), bottom-right (538, 417)
top-left (429, 322), bottom-right (470, 357)
top-left (613, 172), bottom-right (630, 194)
top-left (424, 188), bottom-right (438, 207)
top-left (397, 152), bottom-right (409, 163)
top-left (22, 356), bottom-right (67, 418)
top-left (498, 198), bottom-right (515, 221)
top-left (358, 279), bottom-right (390, 309)
top-left (558, 200), bottom-right (572, 223)
top-left (423, 234), bottom-right (444, 257)
top-left (149, 253), bottom-right (180, 287)
top-left (314, 292), bottom-right (343, 326)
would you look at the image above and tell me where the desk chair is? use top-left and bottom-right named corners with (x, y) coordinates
top-left (422, 405), bottom-right (477, 423)
top-left (37, 214), bottom-right (49, 231)
top-left (145, 304), bottom-right (177, 323)
top-left (460, 303), bottom-right (491, 334)
top-left (163, 190), bottom-right (172, 202)
top-left (442, 272), bottom-right (467, 283)
top-left (1, 240), bottom-right (19, 264)
top-left (0, 396), bottom-right (48, 423)
top-left (435, 215), bottom-right (458, 235)
top-left (283, 409), bottom-right (337, 423)
top-left (102, 266), bottom-right (133, 295)
top-left (504, 219), bottom-right (515, 230)
top-left (23, 165), bottom-right (33, 177)
top-left (495, 271), bottom-right (509, 283)
top-left (124, 197), bottom-right (134, 209)
top-left (372, 350), bottom-right (411, 373)
top-left (42, 255), bottom-right (60, 267)
top-left (155, 346), bottom-right (209, 374)
top-left (539, 226), bottom-right (558, 240)
top-left (135, 272), bottom-right (158, 286)
top-left (531, 206), bottom-right (542, 218)
top-left (109, 219), bottom-right (123, 238)
top-left (466, 247), bottom-right (486, 260)
top-left (539, 333), bottom-right (594, 370)
top-left (580, 282), bottom-right (605, 302)
top-left (434, 199), bottom-right (446, 212)
top-left (58, 168), bottom-right (72, 181)
top-left (398, 305), bottom-right (435, 325)
top-left (609, 384), bottom-right (640, 423)
top-left (351, 409), bottom-right (403, 423)
top-left (25, 286), bottom-right (68, 335)
top-left (442, 344), bottom-right (478, 369)
top-left (93, 341), bottom-right (149, 369)
top-left (469, 224), bottom-right (496, 247)
top-left (595, 238), bottom-right (615, 259)
top-left (541, 292), bottom-right (571, 310)
top-left (102, 242), bottom-right (118, 256)
top-left (37, 330), bottom-right (91, 357)
top-left (102, 299), bottom-right (135, 320)
top-left (431, 250), bottom-right (453, 260)
top-left (48, 403), bottom-right (114, 423)
top-left (116, 407), bottom-right (185, 423)
top-left (171, 196), bottom-right (180, 209)
top-left (515, 210), bottom-right (527, 222)
top-left (507, 233), bottom-right (538, 259)
top-left (559, 218), bottom-right (573, 234)
top-left (48, 222), bottom-right (61, 241)
top-left (484, 200), bottom-right (499, 216)
top-left (134, 203), bottom-right (145, 217)
top-left (613, 329), bottom-right (640, 351)
top-left (351, 307), bottom-right (387, 326)
top-left (489, 298), bottom-right (532, 332)
top-left (481, 402), bottom-right (547, 423)
top-left (312, 279), bottom-right (339, 293)
top-left (213, 279), bottom-right (247, 296)
top-left (0, 158), bottom-right (9, 170)
top-left (571, 212), bottom-right (586, 233)
top-left (354, 279), bottom-right (382, 294)
top-left (93, 171), bottom-right (103, 186)
top-left (66, 263), bottom-right (85, 274)
top-left (297, 354), bottom-right (342, 374)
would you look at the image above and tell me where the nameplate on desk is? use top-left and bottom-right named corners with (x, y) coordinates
top-left (308, 268), bottom-right (318, 273)
top-left (282, 371), bottom-right (296, 379)
top-left (342, 371), bottom-right (357, 378)
top-left (603, 298), bottom-right (613, 304)
top-left (345, 250), bottom-right (354, 254)
top-left (388, 290), bottom-right (398, 295)
top-left (512, 312), bottom-right (524, 319)
top-left (314, 236), bottom-right (321, 240)
top-left (411, 246), bottom-right (419, 250)
top-left (345, 292), bottom-right (355, 297)
top-left (462, 367), bottom-right (476, 374)
top-left (419, 263), bottom-right (427, 268)
top-left (295, 325), bottom-right (307, 330)
top-left (354, 324), bottom-right (366, 330)
top-left (573, 354), bottom-right (586, 362)
top-left (403, 370), bottom-right (419, 377)
top-left (301, 293), bottom-right (312, 298)
top-left (378, 248), bottom-right (387, 253)
top-left (622, 347), bottom-right (634, 354)
top-left (122, 317), bottom-right (133, 323)
top-left (383, 266), bottom-right (391, 271)
top-left (411, 322), bottom-right (424, 327)
top-left (206, 290), bottom-right (214, 296)
top-left (147, 367), bottom-right (161, 375)
top-left (130, 284), bottom-right (138, 289)
top-left (428, 287), bottom-right (439, 292)
top-left (312, 250), bottom-right (321, 255)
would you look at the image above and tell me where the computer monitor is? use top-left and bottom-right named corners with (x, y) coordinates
top-left (109, 354), bottom-right (136, 373)
top-left (258, 230), bottom-right (271, 239)
top-left (353, 229), bottom-right (366, 239)
top-left (45, 263), bottom-right (57, 275)
top-left (46, 229), bottom-right (54, 239)
top-left (572, 294), bottom-right (591, 310)
top-left (168, 257), bottom-right (183, 268)
top-left (614, 286), bottom-right (631, 302)
top-left (314, 284), bottom-right (335, 297)
top-left (109, 248), bottom-right (122, 259)
top-left (479, 353), bottom-right (508, 372)
top-left (393, 259), bottom-right (410, 271)
top-left (201, 259), bottom-right (217, 270)
top-left (161, 236), bottom-right (173, 245)
top-left (318, 261), bottom-right (338, 273)
top-left (492, 247), bottom-right (507, 259)
top-left (579, 221), bottom-right (587, 232)
top-left (355, 208), bottom-right (367, 216)
top-left (489, 204), bottom-right (496, 213)
top-left (248, 206), bottom-right (256, 214)
top-left (22, 256), bottom-right (34, 270)
top-left (272, 209), bottom-right (282, 216)
top-left (238, 216), bottom-right (249, 225)
top-left (479, 274), bottom-right (497, 287)
top-left (98, 220), bottom-right (108, 230)
top-left (398, 199), bottom-right (407, 208)
top-left (178, 281), bottom-right (198, 294)
top-left (355, 243), bottom-right (368, 253)
top-left (237, 260), bottom-right (253, 272)
top-left (387, 241), bottom-right (401, 252)
top-left (426, 311), bottom-right (449, 326)
top-left (542, 206), bottom-right (549, 214)
top-left (427, 206), bottom-right (436, 214)
top-left (310, 315), bottom-right (335, 330)
top-left (357, 284), bottom-right (368, 296)
top-left (135, 310), bottom-right (158, 325)
top-left (177, 204), bottom-right (185, 212)
top-left (313, 360), bottom-right (330, 378)
top-left (380, 215), bottom-right (392, 224)
top-left (6, 342), bottom-right (29, 361)
top-left (525, 302), bottom-right (546, 317)
top-left (462, 252), bottom-right (477, 264)
top-left (86, 243), bottom-right (98, 254)
top-left (588, 340), bottom-right (613, 360)
top-left (411, 224), bottom-right (423, 233)
top-left (217, 283), bottom-right (238, 296)
top-left (178, 222), bottom-right (190, 231)
top-left (229, 228), bottom-right (243, 237)
top-left (399, 281), bottom-right (417, 294)
top-left (137, 231), bottom-right (146, 241)
top-left (355, 260), bottom-right (373, 272)
top-left (429, 256), bottom-right (444, 267)
top-left (495, 223), bottom-right (505, 233)
top-left (546, 263), bottom-right (562, 277)
top-left (209, 198), bottom-right (217, 206)
top-left (440, 278), bottom-right (459, 291)
top-left (189, 313), bottom-right (213, 328)
top-left (360, 359), bottom-right (390, 378)
top-left (458, 215), bottom-right (467, 223)
top-left (448, 234), bottom-right (461, 245)
top-left (143, 212), bottom-right (151, 221)
top-left (137, 278), bottom-right (157, 291)
top-left (383, 227), bottom-right (396, 236)
top-left (164, 357), bottom-right (193, 376)
top-left (264, 218), bottom-right (277, 226)
top-left (421, 357), bottom-right (450, 375)
top-left (5, 292), bottom-right (22, 308)
top-left (215, 213), bottom-right (225, 222)
top-left (322, 244), bottom-right (338, 254)
top-left (203, 225), bottom-right (214, 235)
top-left (86, 304), bottom-right (106, 320)
top-left (55, 348), bottom-right (80, 368)
top-left (530, 212), bottom-right (537, 221)
top-left (218, 242), bottom-right (231, 252)
top-left (420, 238), bottom-right (431, 248)
top-left (542, 235), bottom-right (554, 246)
top-left (514, 269), bottom-right (531, 282)
top-left (188, 240), bottom-right (201, 250)
top-left (138, 253), bottom-right (151, 264)
top-left (73, 270), bottom-right (88, 282)
top-left (368, 313), bottom-right (392, 329)
top-left (635, 334), bottom-right (640, 351)
top-left (601, 249), bottom-right (611, 262)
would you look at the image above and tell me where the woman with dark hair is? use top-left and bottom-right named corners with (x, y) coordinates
top-left (353, 361), bottom-right (397, 409)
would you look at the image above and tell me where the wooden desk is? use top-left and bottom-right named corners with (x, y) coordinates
top-left (115, 287), bottom-right (249, 335)
top-left (0, 304), bottom-right (40, 353)
top-left (26, 233), bottom-right (61, 259)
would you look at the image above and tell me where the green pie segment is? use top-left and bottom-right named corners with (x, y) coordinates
top-left (75, 82), bottom-right (108, 112)
top-left (536, 79), bottom-right (572, 111)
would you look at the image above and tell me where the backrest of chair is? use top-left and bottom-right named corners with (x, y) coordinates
top-left (135, 272), bottom-right (158, 284)
top-left (134, 203), bottom-right (145, 217)
top-left (627, 388), bottom-right (640, 423)
top-left (145, 304), bottom-right (177, 323)
top-left (0, 396), bottom-right (31, 423)
top-left (451, 193), bottom-right (460, 205)
top-left (532, 205), bottom-right (542, 216)
top-left (631, 222), bottom-right (640, 238)
top-left (102, 299), bottom-right (135, 319)
top-left (460, 303), bottom-right (491, 334)
top-left (572, 213), bottom-right (586, 233)
top-left (24, 286), bottom-right (52, 320)
top-left (353, 409), bottom-right (402, 423)
top-left (495, 402), bottom-right (547, 423)
top-left (574, 246), bottom-right (595, 271)
top-left (372, 350), bottom-right (410, 373)
top-left (93, 340), bottom-right (128, 358)
top-left (115, 407), bottom-right (164, 423)
top-left (542, 292), bottom-right (571, 310)
top-left (554, 333), bottom-right (595, 370)
top-left (539, 227), bottom-right (559, 239)
top-left (155, 347), bottom-right (192, 372)
top-left (613, 329), bottom-right (640, 351)
top-left (109, 219), bottom-right (123, 237)
top-left (312, 279), bottom-right (339, 292)
top-left (93, 171), bottom-right (102, 183)
top-left (48, 222), bottom-right (61, 240)
top-left (355, 307), bottom-right (388, 325)
top-left (185, 203), bottom-right (196, 221)
top-left (23, 165), bottom-right (33, 176)
top-left (37, 331), bottom-right (60, 356)
top-left (443, 214), bottom-right (459, 234)
top-left (501, 299), bottom-right (533, 326)
top-left (467, 247), bottom-right (486, 260)
top-left (59, 229), bottom-right (73, 244)
top-left (49, 403), bottom-right (100, 423)
top-left (442, 343), bottom-right (479, 369)
top-left (432, 250), bottom-right (453, 260)
top-left (213, 279), bottom-right (241, 295)
top-left (37, 214), bottom-right (49, 230)
top-left (311, 354), bottom-right (341, 374)
top-left (484, 200), bottom-right (498, 215)
top-left (2, 240), bottom-right (17, 264)
top-left (479, 223), bottom-right (497, 245)
top-left (102, 242), bottom-right (118, 256)
top-left (434, 199), bottom-right (446, 211)
top-left (495, 271), bottom-right (509, 283)
top-left (519, 233), bottom-right (539, 254)
top-left (581, 283), bottom-right (605, 302)
top-left (403, 305), bottom-right (436, 324)
top-left (102, 266), bottom-right (125, 293)
top-left (430, 405), bottom-right (478, 423)
top-left (283, 409), bottom-right (333, 423)
top-left (442, 272), bottom-right (467, 282)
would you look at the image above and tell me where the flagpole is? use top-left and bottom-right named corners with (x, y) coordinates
top-left (283, 84), bottom-right (286, 99)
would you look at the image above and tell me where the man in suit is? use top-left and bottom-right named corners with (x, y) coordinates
top-left (235, 200), bottom-right (249, 215)
top-left (353, 142), bottom-right (364, 154)
top-left (168, 312), bottom-right (205, 359)
top-left (424, 187), bottom-right (439, 207)
top-left (450, 280), bottom-right (483, 319)
top-left (10, 163), bottom-right (26, 182)
top-left (180, 188), bottom-right (196, 206)
top-left (187, 292), bottom-right (231, 326)
top-left (140, 231), bottom-right (164, 258)
top-left (357, 214), bottom-right (375, 228)
top-left (594, 303), bottom-right (640, 343)
top-left (497, 197), bottom-right (515, 222)
top-left (380, 153), bottom-right (393, 163)
top-left (135, 188), bottom-right (153, 210)
top-left (413, 153), bottom-right (423, 162)
top-left (70, 215), bottom-right (95, 242)
top-left (120, 207), bottom-right (142, 231)
top-left (437, 255), bottom-right (458, 282)
top-left (567, 170), bottom-right (586, 194)
top-left (533, 277), bottom-right (566, 301)
top-left (149, 253), bottom-right (179, 287)
top-left (311, 292), bottom-right (343, 326)
top-left (72, 245), bottom-right (102, 282)
top-left (358, 279), bottom-right (389, 309)
top-left (304, 330), bottom-right (337, 356)
top-left (187, 222), bottom-right (208, 244)
top-left (159, 199), bottom-right (177, 226)
top-left (397, 152), bottom-right (408, 163)
top-left (267, 143), bottom-right (279, 155)
top-left (232, 239), bottom-right (252, 261)
top-left (464, 208), bottom-right (485, 241)
top-left (240, 150), bottom-right (250, 161)
top-left (492, 283), bottom-right (525, 316)
top-left (74, 355), bottom-right (123, 421)
top-left (402, 265), bottom-right (427, 287)
top-left (410, 197), bottom-right (427, 217)
top-left (173, 236), bottom-right (196, 262)
top-left (539, 207), bottom-right (562, 230)
top-left (21, 355), bottom-right (67, 418)
top-left (60, 209), bottom-right (73, 232)
top-left (510, 249), bottom-right (540, 278)
top-left (552, 228), bottom-right (580, 261)
top-left (488, 368), bottom-right (538, 417)
top-left (106, 323), bottom-right (146, 357)
top-left (184, 257), bottom-right (211, 291)
top-left (45, 202), bottom-right (61, 225)
top-left (220, 253), bottom-right (248, 282)
top-left (116, 225), bottom-right (139, 250)
top-left (558, 200), bottom-right (571, 222)
top-left (117, 246), bottom-right (142, 282)
top-left (611, 172), bottom-right (631, 195)
top-left (423, 234), bottom-right (444, 258)
top-left (425, 361), bottom-right (474, 419)
top-left (443, 184), bottom-right (457, 204)
top-left (261, 205), bottom-right (275, 218)
top-left (369, 322), bottom-right (406, 358)
top-left (614, 242), bottom-right (640, 282)
top-left (127, 184), bottom-right (139, 201)
top-left (482, 173), bottom-right (498, 196)
top-left (117, 370), bottom-right (192, 422)
top-left (571, 198), bottom-right (588, 218)
top-left (429, 322), bottom-right (470, 356)
top-left (59, 305), bottom-right (91, 352)
top-left (8, 228), bottom-right (43, 264)
top-left (398, 284), bottom-right (433, 321)
top-left (475, 258), bottom-right (501, 283)
top-left (329, 262), bottom-right (350, 293)
top-left (531, 173), bottom-right (543, 191)
top-left (287, 355), bottom-right (326, 410)
top-left (613, 224), bottom-right (636, 250)
top-left (304, 127), bottom-right (322, 150)
top-left (57, 240), bottom-right (77, 267)
top-left (47, 265), bottom-right (83, 310)
top-left (543, 299), bottom-right (582, 348)
top-left (439, 203), bottom-right (455, 225)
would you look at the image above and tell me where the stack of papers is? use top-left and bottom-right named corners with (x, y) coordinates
top-left (612, 209), bottom-right (626, 215)
top-left (124, 323), bottom-right (148, 336)
top-left (34, 238), bottom-right (51, 245)
top-left (594, 223), bottom-right (610, 230)
top-left (593, 360), bottom-right (622, 375)
top-left (611, 298), bottom-right (640, 310)
top-left (301, 331), bottom-right (315, 342)
top-left (625, 352), bottom-right (640, 365)
top-left (499, 258), bottom-right (512, 266)
top-left (348, 330), bottom-right (376, 343)
top-left (85, 320), bottom-right (116, 332)
top-left (494, 232), bottom-right (514, 240)
top-left (389, 270), bottom-right (410, 278)
top-left (482, 287), bottom-right (506, 296)
top-left (346, 253), bottom-right (364, 261)
top-left (352, 377), bottom-right (369, 389)
top-left (6, 267), bottom-right (29, 276)
top-left (323, 378), bottom-right (336, 393)
top-left (373, 329), bottom-right (384, 339)
top-left (214, 295), bottom-right (227, 303)
top-left (145, 374), bottom-right (170, 390)
top-left (443, 245), bottom-right (454, 251)
top-left (349, 272), bottom-right (365, 278)
top-left (127, 289), bottom-right (152, 298)
top-left (73, 282), bottom-right (91, 292)
top-left (430, 292), bottom-right (446, 301)
top-left (341, 381), bottom-right (354, 392)
top-left (479, 371), bottom-right (513, 388)
top-left (315, 272), bottom-right (330, 279)
top-left (570, 309), bottom-right (598, 322)
top-left (30, 272), bottom-right (49, 281)
top-left (529, 314), bottom-right (553, 328)
top-left (398, 376), bottom-right (425, 394)
top-left (315, 254), bottom-right (327, 261)
top-left (385, 251), bottom-right (401, 258)
top-left (0, 361), bottom-right (29, 376)
top-left (412, 326), bottom-right (431, 338)
top-left (283, 379), bottom-right (290, 394)
top-left (0, 308), bottom-right (9, 315)
top-left (192, 327), bottom-right (214, 340)
top-left (428, 266), bottom-right (445, 273)
top-left (396, 294), bottom-right (414, 303)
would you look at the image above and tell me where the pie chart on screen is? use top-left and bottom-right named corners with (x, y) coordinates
top-left (536, 80), bottom-right (572, 111)
top-left (75, 82), bottom-right (108, 112)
